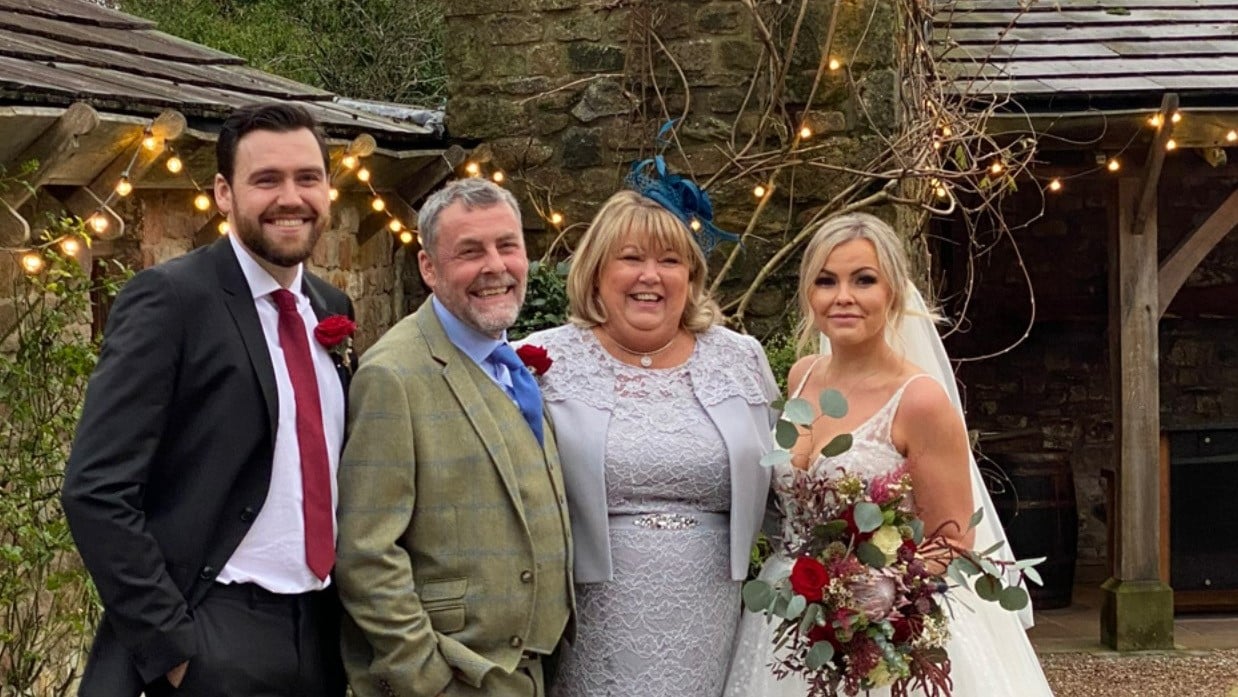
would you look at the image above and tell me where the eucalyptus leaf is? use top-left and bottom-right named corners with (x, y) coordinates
top-left (775, 420), bottom-right (800, 449)
top-left (978, 558), bottom-right (1000, 577)
top-left (998, 586), bottom-right (1029, 611)
top-left (1023, 565), bottom-right (1044, 587)
top-left (852, 502), bottom-right (884, 533)
top-left (968, 508), bottom-right (985, 530)
top-left (742, 580), bottom-right (774, 612)
top-left (909, 519), bottom-right (924, 544)
top-left (760, 450), bottom-right (793, 468)
top-left (978, 540), bottom-right (1006, 557)
top-left (820, 433), bottom-right (853, 458)
top-left (946, 559), bottom-right (968, 588)
top-left (798, 603), bottom-right (822, 634)
top-left (953, 556), bottom-right (980, 577)
top-left (856, 542), bottom-right (887, 569)
top-left (806, 641), bottom-right (835, 670)
top-left (1014, 556), bottom-right (1048, 569)
top-left (771, 398), bottom-right (786, 412)
top-left (974, 574), bottom-right (1002, 602)
top-left (785, 594), bottom-right (806, 620)
top-left (818, 389), bottom-right (848, 419)
top-left (783, 398), bottom-right (815, 426)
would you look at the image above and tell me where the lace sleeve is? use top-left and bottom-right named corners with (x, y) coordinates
top-left (690, 326), bottom-right (778, 408)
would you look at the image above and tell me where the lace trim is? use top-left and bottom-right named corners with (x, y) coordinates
top-left (522, 325), bottom-right (772, 411)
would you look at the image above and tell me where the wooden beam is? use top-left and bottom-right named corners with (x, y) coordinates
top-left (0, 101), bottom-right (99, 244)
top-left (1132, 93), bottom-right (1177, 237)
top-left (1115, 176), bottom-right (1162, 582)
top-left (58, 109), bottom-right (186, 240)
top-left (1157, 188), bottom-right (1238, 317)
top-left (394, 144), bottom-right (467, 208)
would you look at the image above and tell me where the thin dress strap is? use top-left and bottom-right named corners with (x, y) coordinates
top-left (789, 356), bottom-right (825, 399)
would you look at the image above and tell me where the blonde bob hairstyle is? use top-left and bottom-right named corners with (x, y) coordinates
top-left (794, 212), bottom-right (915, 354)
top-left (568, 190), bottom-right (722, 332)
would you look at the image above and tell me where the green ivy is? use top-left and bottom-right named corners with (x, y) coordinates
top-left (509, 259), bottom-right (570, 341)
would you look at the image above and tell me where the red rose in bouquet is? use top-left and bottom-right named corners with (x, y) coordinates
top-left (515, 344), bottom-right (553, 376)
top-left (789, 556), bottom-right (830, 603)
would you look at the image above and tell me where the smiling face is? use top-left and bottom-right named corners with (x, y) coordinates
top-left (214, 127), bottom-right (330, 285)
top-left (418, 200), bottom-right (528, 338)
top-left (596, 230), bottom-right (690, 346)
top-left (809, 238), bottom-right (894, 349)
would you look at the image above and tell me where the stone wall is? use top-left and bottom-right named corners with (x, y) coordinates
top-left (943, 157), bottom-right (1238, 581)
top-left (442, 0), bottom-right (901, 337)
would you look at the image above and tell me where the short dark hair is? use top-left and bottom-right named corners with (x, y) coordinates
top-left (216, 103), bottom-right (329, 183)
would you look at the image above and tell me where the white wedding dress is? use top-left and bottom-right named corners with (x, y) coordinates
top-left (723, 283), bottom-right (1054, 697)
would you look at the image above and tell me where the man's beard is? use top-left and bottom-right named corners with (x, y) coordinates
top-left (234, 208), bottom-right (328, 268)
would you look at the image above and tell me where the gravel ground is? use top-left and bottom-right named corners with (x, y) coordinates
top-left (1041, 649), bottom-right (1238, 697)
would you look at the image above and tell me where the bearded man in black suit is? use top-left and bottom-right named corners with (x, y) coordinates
top-left (63, 103), bottom-right (351, 697)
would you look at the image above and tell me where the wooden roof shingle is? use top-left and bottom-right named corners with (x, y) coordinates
top-left (933, 0), bottom-right (1238, 109)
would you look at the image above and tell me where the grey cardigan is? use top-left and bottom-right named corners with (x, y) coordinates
top-left (520, 324), bottom-right (779, 582)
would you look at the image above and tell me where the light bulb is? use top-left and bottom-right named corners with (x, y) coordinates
top-left (329, 188), bottom-right (339, 202)
top-left (941, 125), bottom-right (953, 137)
top-left (935, 185), bottom-right (948, 198)
top-left (194, 193), bottom-right (211, 211)
top-left (932, 139), bottom-right (942, 150)
top-left (218, 220), bottom-right (231, 235)
top-left (1048, 179), bottom-right (1063, 192)
top-left (142, 134), bottom-right (159, 150)
top-left (798, 126), bottom-right (812, 139)
top-left (1228, 130), bottom-right (1238, 143)
top-left (399, 231), bottom-right (414, 245)
top-left (1171, 111), bottom-right (1182, 124)
top-left (549, 212), bottom-right (564, 225)
top-left (465, 162), bottom-right (481, 177)
top-left (88, 214), bottom-right (109, 234)
top-left (828, 58), bottom-right (841, 71)
top-left (357, 168), bottom-right (371, 183)
top-left (1166, 139), bottom-right (1177, 151)
top-left (115, 177), bottom-right (133, 197)
top-left (989, 161), bottom-right (1004, 175)
top-left (61, 238), bottom-right (81, 256)
top-left (1148, 114), bottom-right (1162, 128)
top-left (341, 155), bottom-right (358, 170)
top-left (753, 184), bottom-right (767, 198)
top-left (21, 252), bottom-right (44, 274)
top-left (371, 197), bottom-right (385, 212)
top-left (492, 171), bottom-right (505, 183)
top-left (689, 219), bottom-right (702, 231)
top-left (1107, 158), bottom-right (1121, 172)
top-left (165, 156), bottom-right (183, 174)
top-left (388, 219), bottom-right (403, 232)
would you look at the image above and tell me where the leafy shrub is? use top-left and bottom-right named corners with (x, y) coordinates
top-left (509, 259), bottom-right (570, 341)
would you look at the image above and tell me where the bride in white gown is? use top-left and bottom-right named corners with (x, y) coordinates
top-left (724, 213), bottom-right (1053, 696)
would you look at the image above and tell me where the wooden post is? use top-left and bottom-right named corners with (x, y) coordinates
top-left (1100, 175), bottom-right (1174, 651)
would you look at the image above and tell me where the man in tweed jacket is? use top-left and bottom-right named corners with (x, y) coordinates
top-left (335, 178), bottom-right (573, 697)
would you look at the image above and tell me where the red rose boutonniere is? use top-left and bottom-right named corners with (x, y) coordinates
top-left (314, 315), bottom-right (356, 375)
top-left (516, 344), bottom-right (553, 376)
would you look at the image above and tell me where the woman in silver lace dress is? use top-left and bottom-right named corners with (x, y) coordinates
top-left (520, 190), bottom-right (778, 697)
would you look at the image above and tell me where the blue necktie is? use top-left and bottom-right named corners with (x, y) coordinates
top-left (489, 343), bottom-right (545, 447)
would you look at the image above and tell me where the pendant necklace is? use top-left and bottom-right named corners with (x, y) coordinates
top-left (607, 332), bottom-right (678, 368)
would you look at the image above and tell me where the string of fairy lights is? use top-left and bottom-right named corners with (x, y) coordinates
top-left (8, 106), bottom-right (1238, 279)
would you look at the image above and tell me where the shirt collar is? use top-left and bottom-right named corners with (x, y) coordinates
top-left (228, 231), bottom-right (305, 303)
top-left (431, 295), bottom-right (506, 364)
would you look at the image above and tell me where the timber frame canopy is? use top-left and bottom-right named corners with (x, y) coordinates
top-left (0, 0), bottom-right (460, 247)
top-left (934, 0), bottom-right (1238, 650)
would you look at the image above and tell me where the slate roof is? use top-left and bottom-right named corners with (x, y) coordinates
top-left (933, 0), bottom-right (1238, 110)
top-left (0, 0), bottom-right (443, 148)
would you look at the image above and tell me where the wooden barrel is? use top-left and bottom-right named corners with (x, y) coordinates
top-left (987, 450), bottom-right (1078, 610)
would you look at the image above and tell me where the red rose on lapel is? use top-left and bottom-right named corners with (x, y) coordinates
top-left (314, 316), bottom-right (356, 347)
top-left (515, 344), bottom-right (553, 376)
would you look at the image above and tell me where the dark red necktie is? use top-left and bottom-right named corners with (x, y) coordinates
top-left (271, 289), bottom-right (334, 580)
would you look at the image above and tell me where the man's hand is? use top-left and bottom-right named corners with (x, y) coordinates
top-left (166, 661), bottom-right (188, 688)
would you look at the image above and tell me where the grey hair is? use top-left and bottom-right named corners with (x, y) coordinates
top-left (417, 177), bottom-right (522, 256)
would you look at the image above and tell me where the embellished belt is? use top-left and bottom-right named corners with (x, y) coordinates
top-left (610, 512), bottom-right (728, 531)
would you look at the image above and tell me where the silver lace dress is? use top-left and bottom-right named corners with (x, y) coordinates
top-left (546, 329), bottom-right (741, 697)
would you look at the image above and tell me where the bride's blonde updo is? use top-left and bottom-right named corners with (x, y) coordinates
top-left (793, 212), bottom-right (913, 354)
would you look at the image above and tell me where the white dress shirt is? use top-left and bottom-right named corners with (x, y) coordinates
top-left (218, 233), bottom-right (346, 593)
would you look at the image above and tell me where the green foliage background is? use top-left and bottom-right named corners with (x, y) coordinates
top-left (120, 0), bottom-right (446, 105)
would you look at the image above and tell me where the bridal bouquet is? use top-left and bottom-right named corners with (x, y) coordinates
top-left (745, 391), bottom-right (1041, 697)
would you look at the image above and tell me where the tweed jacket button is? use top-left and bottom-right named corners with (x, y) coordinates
top-left (510, 635), bottom-right (523, 648)
top-left (520, 570), bottom-right (533, 583)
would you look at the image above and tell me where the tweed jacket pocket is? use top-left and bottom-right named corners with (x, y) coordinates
top-left (421, 578), bottom-right (468, 634)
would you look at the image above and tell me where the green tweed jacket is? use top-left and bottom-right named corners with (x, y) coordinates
top-left (335, 301), bottom-right (574, 697)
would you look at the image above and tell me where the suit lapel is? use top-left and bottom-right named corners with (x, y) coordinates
top-left (212, 240), bottom-right (279, 438)
top-left (416, 306), bottom-right (528, 524)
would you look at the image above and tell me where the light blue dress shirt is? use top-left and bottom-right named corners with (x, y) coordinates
top-left (431, 296), bottom-right (518, 399)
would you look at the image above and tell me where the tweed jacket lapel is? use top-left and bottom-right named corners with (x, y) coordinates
top-left (415, 304), bottom-right (528, 525)
top-left (212, 240), bottom-right (279, 439)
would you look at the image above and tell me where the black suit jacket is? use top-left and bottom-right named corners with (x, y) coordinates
top-left (62, 239), bottom-right (353, 696)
